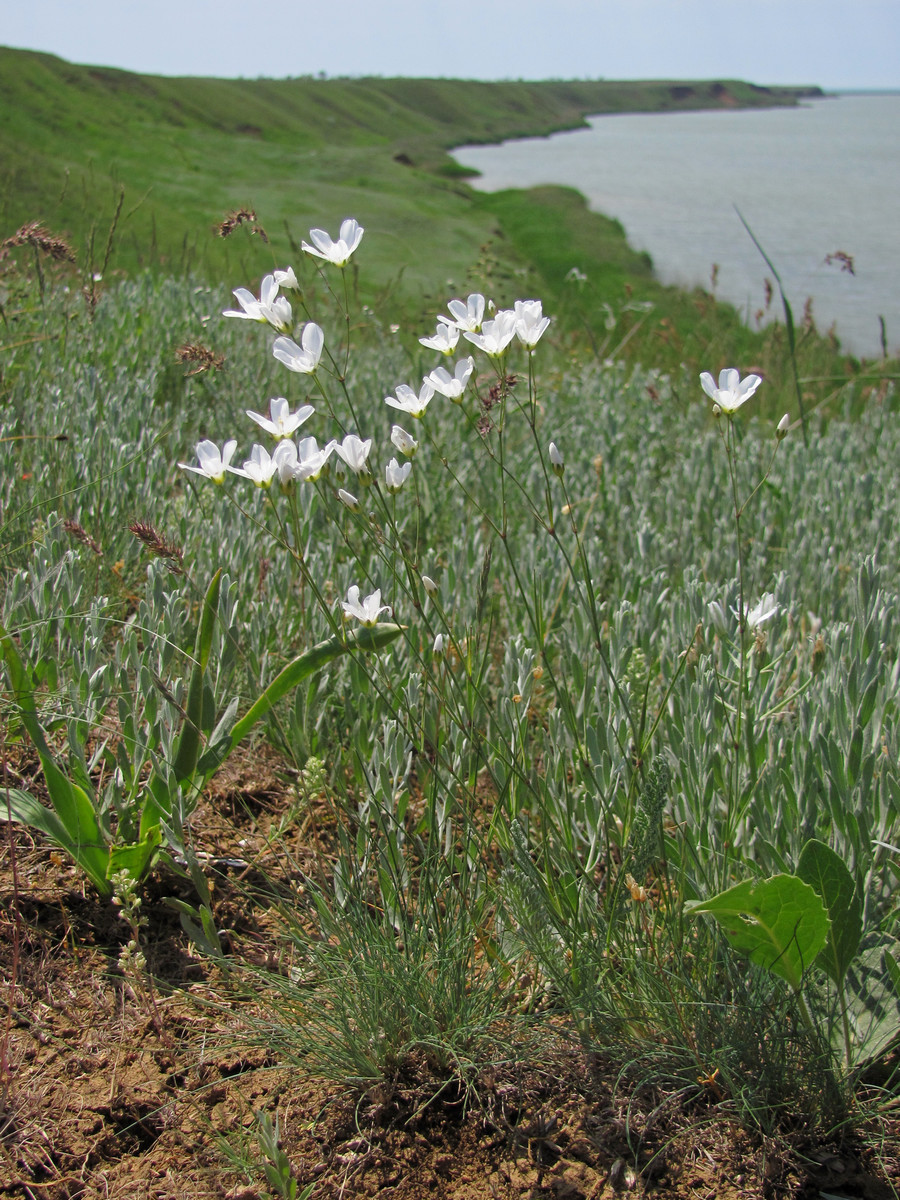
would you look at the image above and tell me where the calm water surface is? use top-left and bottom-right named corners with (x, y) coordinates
top-left (452, 95), bottom-right (900, 358)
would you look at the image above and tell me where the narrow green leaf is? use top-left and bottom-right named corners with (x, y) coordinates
top-left (0, 624), bottom-right (110, 894)
top-left (165, 897), bottom-right (224, 957)
top-left (1, 788), bottom-right (71, 847)
top-left (858, 675), bottom-right (880, 729)
top-left (171, 570), bottom-right (222, 783)
top-left (0, 623), bottom-right (54, 760)
top-left (796, 838), bottom-right (862, 986)
top-left (196, 569), bottom-right (223, 674)
top-left (848, 724), bottom-right (863, 787)
top-left (208, 623), bottom-right (403, 773)
top-left (735, 207), bottom-right (808, 444)
top-left (685, 874), bottom-right (830, 991)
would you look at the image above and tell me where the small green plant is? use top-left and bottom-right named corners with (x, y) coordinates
top-left (687, 839), bottom-right (900, 1078)
top-left (253, 1111), bottom-right (311, 1200)
top-left (0, 568), bottom-right (400, 897)
top-left (216, 1108), bottom-right (312, 1200)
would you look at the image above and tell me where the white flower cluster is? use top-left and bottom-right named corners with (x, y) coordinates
top-left (419, 293), bottom-right (551, 359)
top-left (181, 221), bottom-right (557, 627)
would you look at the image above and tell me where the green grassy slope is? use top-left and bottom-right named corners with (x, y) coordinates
top-left (0, 46), bottom-right (820, 286)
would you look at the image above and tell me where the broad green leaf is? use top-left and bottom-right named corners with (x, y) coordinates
top-left (0, 786), bottom-right (111, 896)
top-left (107, 827), bottom-right (163, 881)
top-left (887, 949), bottom-right (900, 996)
top-left (796, 838), bottom-right (862, 986)
top-left (843, 935), bottom-right (900, 1068)
top-left (685, 874), bottom-right (830, 991)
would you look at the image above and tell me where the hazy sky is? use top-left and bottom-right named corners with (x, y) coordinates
top-left (3, 0), bottom-right (899, 88)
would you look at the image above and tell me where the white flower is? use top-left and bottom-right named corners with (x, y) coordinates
top-left (273, 266), bottom-right (299, 290)
top-left (391, 425), bottom-right (418, 457)
top-left (419, 322), bottom-right (460, 354)
top-left (295, 436), bottom-right (337, 482)
top-left (335, 434), bottom-right (373, 480)
top-left (385, 381), bottom-right (434, 418)
top-left (464, 309), bottom-right (518, 357)
top-left (776, 413), bottom-right (790, 440)
top-left (432, 633), bottom-right (446, 654)
top-left (272, 323), bottom-right (325, 375)
top-left (515, 299), bottom-right (551, 349)
top-left (746, 593), bottom-right (779, 629)
top-left (247, 396), bottom-right (315, 439)
top-left (699, 368), bottom-right (763, 414)
top-left (548, 441), bottom-right (564, 477)
top-left (338, 488), bottom-right (361, 512)
top-left (229, 444), bottom-right (279, 488)
top-left (223, 274), bottom-right (292, 333)
top-left (273, 438), bottom-right (299, 485)
top-left (441, 294), bottom-right (485, 332)
top-left (426, 356), bottom-right (475, 403)
top-left (179, 438), bottom-right (237, 484)
top-left (342, 585), bottom-right (391, 626)
top-left (385, 457), bottom-right (412, 493)
top-left (302, 218), bottom-right (364, 267)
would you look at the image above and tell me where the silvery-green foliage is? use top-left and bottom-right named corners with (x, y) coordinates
top-left (2, 515), bottom-right (109, 695)
top-left (3, 259), bottom-right (900, 1111)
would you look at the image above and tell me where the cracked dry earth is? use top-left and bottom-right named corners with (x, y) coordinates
top-left (1, 746), bottom-right (898, 1200)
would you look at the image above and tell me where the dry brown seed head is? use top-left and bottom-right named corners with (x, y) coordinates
top-left (175, 343), bottom-right (225, 375)
top-left (63, 518), bottom-right (102, 556)
top-left (216, 208), bottom-right (268, 242)
top-left (3, 221), bottom-right (76, 263)
top-left (128, 521), bottom-right (184, 573)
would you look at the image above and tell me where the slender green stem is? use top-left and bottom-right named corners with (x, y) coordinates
top-left (723, 418), bottom-right (747, 866)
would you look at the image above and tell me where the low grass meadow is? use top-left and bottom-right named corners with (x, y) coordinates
top-left (1, 202), bottom-right (899, 1197)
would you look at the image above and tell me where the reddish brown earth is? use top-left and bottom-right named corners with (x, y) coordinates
top-left (1, 746), bottom-right (897, 1200)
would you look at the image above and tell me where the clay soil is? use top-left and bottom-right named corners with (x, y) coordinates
top-left (1, 745), bottom-right (898, 1200)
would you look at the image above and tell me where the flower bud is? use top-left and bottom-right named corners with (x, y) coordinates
top-left (707, 600), bottom-right (728, 634)
top-left (712, 403), bottom-right (722, 419)
top-left (811, 633), bottom-right (826, 675)
top-left (548, 441), bottom-right (564, 478)
top-left (422, 575), bottom-right (438, 598)
top-left (433, 633), bottom-right (446, 654)
top-left (391, 424), bottom-right (418, 457)
top-left (776, 413), bottom-right (790, 440)
top-left (338, 488), bottom-right (360, 513)
top-left (385, 457), bottom-right (411, 494)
